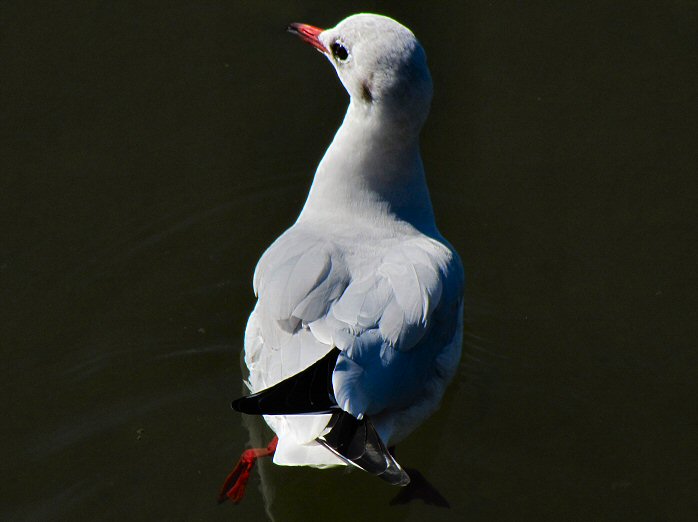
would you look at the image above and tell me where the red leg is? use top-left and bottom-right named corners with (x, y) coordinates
top-left (218, 436), bottom-right (278, 504)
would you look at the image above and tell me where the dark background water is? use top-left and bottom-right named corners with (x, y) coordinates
top-left (2, 1), bottom-right (696, 521)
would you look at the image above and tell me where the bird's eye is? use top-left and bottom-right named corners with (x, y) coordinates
top-left (331, 42), bottom-right (349, 61)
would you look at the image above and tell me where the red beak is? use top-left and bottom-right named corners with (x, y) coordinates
top-left (287, 23), bottom-right (327, 53)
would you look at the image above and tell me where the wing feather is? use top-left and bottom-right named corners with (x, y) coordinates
top-left (247, 227), bottom-right (463, 450)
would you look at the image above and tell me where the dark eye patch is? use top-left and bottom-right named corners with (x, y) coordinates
top-left (331, 42), bottom-right (349, 61)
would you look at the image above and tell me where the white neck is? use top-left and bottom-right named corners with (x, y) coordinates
top-left (297, 100), bottom-right (437, 236)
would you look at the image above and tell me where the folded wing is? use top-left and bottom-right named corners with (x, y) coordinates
top-left (242, 227), bottom-right (463, 468)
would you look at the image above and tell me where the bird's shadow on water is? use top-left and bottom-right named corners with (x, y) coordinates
top-left (389, 467), bottom-right (451, 508)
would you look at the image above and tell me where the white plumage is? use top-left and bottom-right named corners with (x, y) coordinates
top-left (242, 13), bottom-right (464, 469)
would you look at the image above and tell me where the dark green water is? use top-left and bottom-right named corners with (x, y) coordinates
top-left (2, 2), bottom-right (696, 521)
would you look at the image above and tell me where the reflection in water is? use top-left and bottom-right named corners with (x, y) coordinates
top-left (242, 414), bottom-right (278, 522)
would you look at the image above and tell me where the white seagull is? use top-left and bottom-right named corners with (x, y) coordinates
top-left (219, 13), bottom-right (464, 504)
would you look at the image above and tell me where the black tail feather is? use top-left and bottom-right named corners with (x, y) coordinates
top-left (317, 411), bottom-right (410, 486)
top-left (232, 348), bottom-right (341, 415)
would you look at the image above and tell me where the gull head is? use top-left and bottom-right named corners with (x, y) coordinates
top-left (289, 14), bottom-right (433, 130)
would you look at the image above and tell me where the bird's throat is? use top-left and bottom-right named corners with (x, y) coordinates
top-left (298, 103), bottom-right (437, 234)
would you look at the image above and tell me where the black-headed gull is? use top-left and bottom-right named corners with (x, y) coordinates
top-left (219, 13), bottom-right (464, 504)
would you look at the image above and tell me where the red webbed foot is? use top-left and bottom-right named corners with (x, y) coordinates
top-left (218, 436), bottom-right (278, 504)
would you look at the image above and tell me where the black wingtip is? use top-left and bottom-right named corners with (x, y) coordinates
top-left (230, 395), bottom-right (253, 415)
top-left (231, 348), bottom-right (341, 416)
top-left (317, 411), bottom-right (410, 486)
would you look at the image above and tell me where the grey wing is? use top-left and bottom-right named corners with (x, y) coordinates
top-left (246, 228), bottom-right (350, 392)
top-left (309, 237), bottom-right (464, 431)
top-left (244, 229), bottom-right (463, 448)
